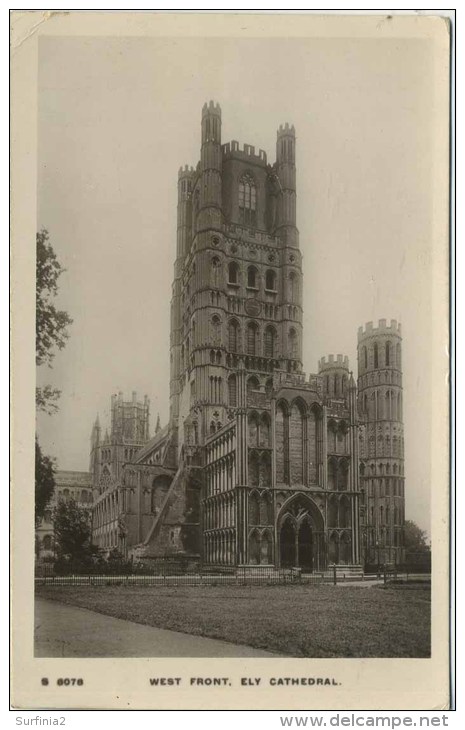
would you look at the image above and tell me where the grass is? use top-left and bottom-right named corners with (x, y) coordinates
top-left (35, 583), bottom-right (430, 658)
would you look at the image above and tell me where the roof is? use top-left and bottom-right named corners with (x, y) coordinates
top-left (134, 424), bottom-right (169, 463)
top-left (55, 470), bottom-right (92, 487)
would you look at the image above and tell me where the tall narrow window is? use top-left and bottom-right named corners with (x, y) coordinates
top-left (265, 269), bottom-right (276, 291)
top-left (211, 315), bottom-right (221, 346)
top-left (288, 328), bottom-right (298, 359)
top-left (247, 321), bottom-right (258, 356)
top-left (264, 325), bottom-right (276, 358)
top-left (289, 271), bottom-right (298, 303)
top-left (374, 343), bottom-right (379, 369)
top-left (385, 341), bottom-right (391, 367)
top-left (247, 266), bottom-right (258, 288)
top-left (228, 261), bottom-right (239, 285)
top-left (247, 376), bottom-right (260, 405)
top-left (228, 374), bottom-right (237, 407)
top-left (238, 173), bottom-right (257, 226)
top-left (228, 319), bottom-right (239, 352)
top-left (211, 257), bottom-right (221, 287)
top-left (363, 346), bottom-right (368, 369)
top-left (192, 189), bottom-right (200, 233)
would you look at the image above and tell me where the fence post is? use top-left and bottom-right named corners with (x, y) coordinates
top-left (333, 564), bottom-right (337, 586)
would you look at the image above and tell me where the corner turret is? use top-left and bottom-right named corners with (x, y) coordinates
top-left (318, 354), bottom-right (350, 401)
top-left (197, 100), bottom-right (222, 231)
top-left (274, 122), bottom-right (297, 245)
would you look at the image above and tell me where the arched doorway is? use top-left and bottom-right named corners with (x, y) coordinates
top-left (277, 494), bottom-right (325, 572)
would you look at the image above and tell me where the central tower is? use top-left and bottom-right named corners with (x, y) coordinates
top-left (169, 102), bottom-right (304, 457)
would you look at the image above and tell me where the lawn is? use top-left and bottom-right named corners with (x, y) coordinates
top-left (35, 583), bottom-right (430, 658)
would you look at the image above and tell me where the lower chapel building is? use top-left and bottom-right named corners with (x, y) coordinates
top-left (88, 103), bottom-right (406, 571)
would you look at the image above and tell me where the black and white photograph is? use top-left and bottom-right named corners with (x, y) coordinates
top-left (11, 11), bottom-right (451, 711)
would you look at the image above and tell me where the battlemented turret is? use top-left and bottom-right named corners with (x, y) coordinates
top-left (318, 354), bottom-right (350, 401)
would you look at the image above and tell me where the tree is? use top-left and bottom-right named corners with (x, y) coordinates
top-left (403, 520), bottom-right (430, 553)
top-left (53, 499), bottom-right (98, 573)
top-left (36, 229), bottom-right (73, 414)
top-left (35, 229), bottom-right (73, 525)
top-left (35, 438), bottom-right (56, 524)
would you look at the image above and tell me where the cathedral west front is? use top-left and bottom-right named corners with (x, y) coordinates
top-left (90, 102), bottom-right (406, 572)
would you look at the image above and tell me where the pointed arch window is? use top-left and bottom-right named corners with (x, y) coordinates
top-left (374, 343), bottom-right (379, 369)
top-left (238, 173), bottom-right (257, 226)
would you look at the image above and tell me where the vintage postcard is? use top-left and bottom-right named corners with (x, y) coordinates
top-left (11, 11), bottom-right (451, 711)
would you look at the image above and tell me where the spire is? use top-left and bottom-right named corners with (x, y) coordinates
top-left (349, 371), bottom-right (356, 389)
top-left (155, 414), bottom-right (161, 434)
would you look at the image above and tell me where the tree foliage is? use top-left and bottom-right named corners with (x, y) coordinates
top-left (36, 229), bottom-right (73, 413)
top-left (53, 499), bottom-right (98, 573)
top-left (403, 520), bottom-right (430, 552)
top-left (35, 438), bottom-right (56, 524)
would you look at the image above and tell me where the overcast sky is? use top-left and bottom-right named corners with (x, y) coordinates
top-left (37, 34), bottom-right (436, 534)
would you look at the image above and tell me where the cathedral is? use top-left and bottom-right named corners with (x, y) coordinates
top-left (90, 102), bottom-right (406, 571)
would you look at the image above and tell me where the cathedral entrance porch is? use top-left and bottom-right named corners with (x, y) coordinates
top-left (277, 494), bottom-right (326, 572)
